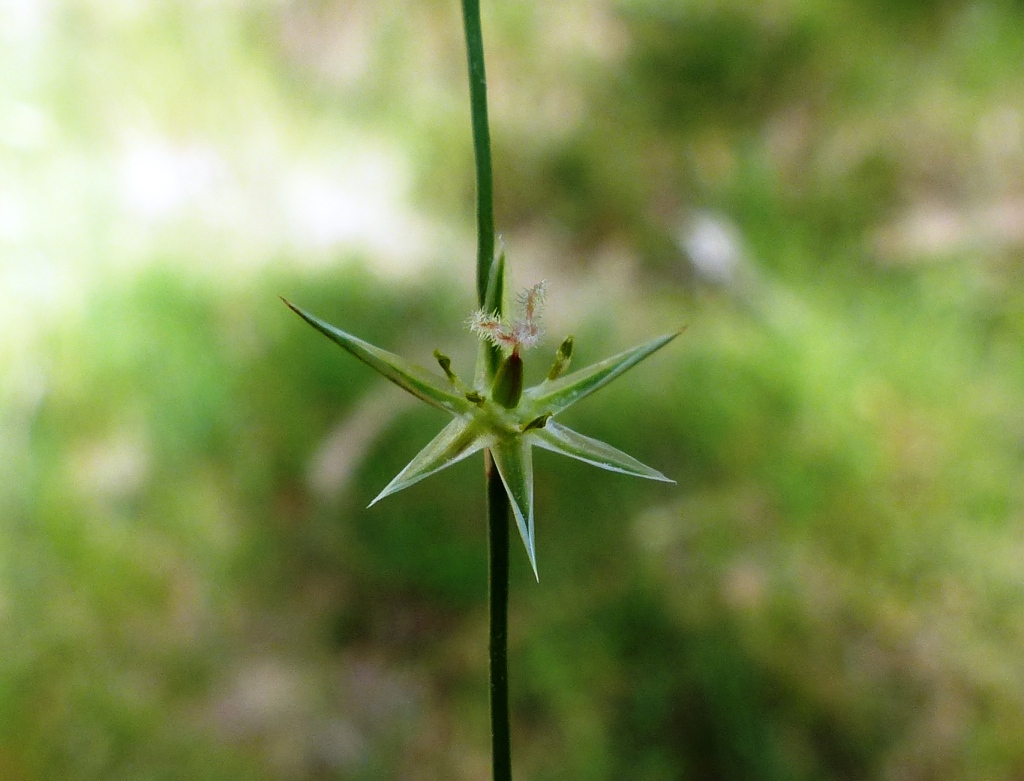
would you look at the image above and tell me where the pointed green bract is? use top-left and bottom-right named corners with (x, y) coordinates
top-left (284, 300), bottom-right (471, 415)
top-left (476, 247), bottom-right (507, 387)
top-left (370, 418), bottom-right (489, 506)
top-left (490, 437), bottom-right (537, 580)
top-left (531, 420), bottom-right (674, 482)
top-left (524, 331), bottom-right (681, 417)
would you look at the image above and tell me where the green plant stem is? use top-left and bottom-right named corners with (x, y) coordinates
top-left (486, 451), bottom-right (511, 781)
top-left (461, 0), bottom-right (495, 308)
top-left (460, 1), bottom-right (510, 778)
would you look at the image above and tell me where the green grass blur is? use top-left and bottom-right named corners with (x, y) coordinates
top-left (2, 1), bottom-right (1024, 778)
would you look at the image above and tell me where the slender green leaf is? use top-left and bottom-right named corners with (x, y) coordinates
top-left (370, 418), bottom-right (488, 506)
top-left (531, 420), bottom-right (673, 482)
top-left (490, 436), bottom-right (537, 580)
top-left (524, 331), bottom-right (681, 416)
top-left (284, 299), bottom-right (471, 414)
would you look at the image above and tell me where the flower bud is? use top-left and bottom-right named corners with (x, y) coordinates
top-left (491, 353), bottom-right (524, 409)
top-left (434, 350), bottom-right (458, 383)
top-left (547, 335), bottom-right (574, 380)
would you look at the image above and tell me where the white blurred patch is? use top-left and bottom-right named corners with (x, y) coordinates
top-left (0, 0), bottom-right (51, 47)
top-left (679, 209), bottom-right (747, 287)
top-left (873, 199), bottom-right (1024, 261)
top-left (115, 132), bottom-right (436, 277)
top-left (281, 149), bottom-right (433, 273)
top-left (0, 102), bottom-right (52, 151)
top-left (71, 428), bottom-right (151, 504)
top-left (119, 135), bottom-right (227, 221)
top-left (0, 187), bottom-right (27, 242)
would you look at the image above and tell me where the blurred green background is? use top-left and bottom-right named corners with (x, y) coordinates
top-left (3, 0), bottom-right (1024, 778)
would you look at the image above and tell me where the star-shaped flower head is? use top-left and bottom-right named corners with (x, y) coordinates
top-left (283, 250), bottom-right (680, 579)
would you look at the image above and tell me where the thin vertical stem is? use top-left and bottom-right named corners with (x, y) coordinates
top-left (486, 452), bottom-right (511, 781)
top-left (460, 1), bottom-right (511, 778)
top-left (461, 0), bottom-right (496, 308)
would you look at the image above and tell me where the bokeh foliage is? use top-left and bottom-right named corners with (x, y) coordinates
top-left (2, 0), bottom-right (1024, 779)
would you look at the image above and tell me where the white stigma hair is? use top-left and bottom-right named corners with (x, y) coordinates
top-left (469, 281), bottom-right (547, 353)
